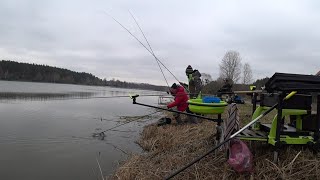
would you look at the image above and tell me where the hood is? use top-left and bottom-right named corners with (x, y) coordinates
top-left (193, 70), bottom-right (201, 77)
top-left (176, 85), bottom-right (185, 93)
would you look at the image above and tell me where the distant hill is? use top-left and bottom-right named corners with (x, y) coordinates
top-left (0, 60), bottom-right (167, 91)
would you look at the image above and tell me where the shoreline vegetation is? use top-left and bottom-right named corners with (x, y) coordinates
top-left (111, 104), bottom-right (320, 180)
top-left (0, 60), bottom-right (271, 94)
top-left (0, 60), bottom-right (167, 92)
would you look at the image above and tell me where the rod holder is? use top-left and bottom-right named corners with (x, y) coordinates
top-left (130, 94), bottom-right (139, 104)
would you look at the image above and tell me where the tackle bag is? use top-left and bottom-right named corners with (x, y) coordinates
top-left (227, 139), bottom-right (253, 173)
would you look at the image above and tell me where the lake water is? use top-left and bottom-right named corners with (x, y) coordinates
top-left (0, 81), bottom-right (165, 180)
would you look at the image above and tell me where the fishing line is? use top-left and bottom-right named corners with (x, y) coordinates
top-left (91, 167), bottom-right (98, 180)
top-left (108, 129), bottom-right (136, 133)
top-left (128, 10), bottom-right (170, 89)
top-left (5, 91), bottom-right (257, 102)
top-left (104, 11), bottom-right (181, 83)
top-left (53, 92), bottom-right (239, 101)
top-left (71, 90), bottom-right (259, 100)
top-left (95, 158), bottom-right (105, 180)
top-left (105, 142), bottom-right (129, 155)
top-left (93, 110), bottom-right (161, 136)
top-left (93, 117), bottom-right (115, 122)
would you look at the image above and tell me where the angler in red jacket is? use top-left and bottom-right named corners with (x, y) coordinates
top-left (167, 83), bottom-right (196, 124)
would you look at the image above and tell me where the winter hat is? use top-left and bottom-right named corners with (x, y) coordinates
top-left (185, 65), bottom-right (193, 75)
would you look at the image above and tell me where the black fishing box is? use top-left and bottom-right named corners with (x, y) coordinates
top-left (260, 93), bottom-right (312, 110)
top-left (289, 114), bottom-right (318, 132)
top-left (265, 73), bottom-right (320, 93)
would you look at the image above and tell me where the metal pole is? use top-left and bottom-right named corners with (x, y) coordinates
top-left (252, 92), bottom-right (258, 115)
top-left (315, 94), bottom-right (320, 141)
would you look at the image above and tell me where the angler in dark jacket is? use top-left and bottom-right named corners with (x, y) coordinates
top-left (182, 65), bottom-right (202, 98)
top-left (184, 65), bottom-right (195, 96)
top-left (218, 78), bottom-right (233, 96)
top-left (192, 69), bottom-right (202, 98)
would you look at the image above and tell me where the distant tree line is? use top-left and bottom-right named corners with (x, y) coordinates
top-left (105, 78), bottom-right (167, 91)
top-left (0, 60), bottom-right (166, 91)
top-left (219, 50), bottom-right (253, 84)
top-left (253, 77), bottom-right (270, 89)
top-left (202, 77), bottom-right (270, 95)
top-left (201, 50), bottom-right (270, 95)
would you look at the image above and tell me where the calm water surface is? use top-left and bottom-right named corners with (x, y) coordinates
top-left (0, 81), bottom-right (164, 180)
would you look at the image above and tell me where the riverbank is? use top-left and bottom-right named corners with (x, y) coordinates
top-left (112, 104), bottom-right (320, 180)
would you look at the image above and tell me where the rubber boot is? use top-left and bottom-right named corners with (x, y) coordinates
top-left (188, 116), bottom-right (197, 124)
top-left (176, 115), bottom-right (183, 124)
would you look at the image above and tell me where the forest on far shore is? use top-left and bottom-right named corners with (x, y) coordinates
top-left (0, 60), bottom-right (167, 91)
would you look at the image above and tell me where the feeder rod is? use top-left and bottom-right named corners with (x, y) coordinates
top-left (106, 12), bottom-right (181, 83)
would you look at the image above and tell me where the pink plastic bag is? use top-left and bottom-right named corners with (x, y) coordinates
top-left (227, 139), bottom-right (253, 173)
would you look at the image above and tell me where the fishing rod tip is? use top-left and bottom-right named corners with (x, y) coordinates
top-left (129, 94), bottom-right (139, 99)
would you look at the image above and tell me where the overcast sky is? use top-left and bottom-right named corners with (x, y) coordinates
top-left (0, 0), bottom-right (319, 85)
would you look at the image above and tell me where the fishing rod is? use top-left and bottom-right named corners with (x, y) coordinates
top-left (130, 95), bottom-right (222, 122)
top-left (164, 91), bottom-right (297, 179)
top-left (7, 90), bottom-right (262, 102)
top-left (115, 90), bottom-right (262, 100)
top-left (105, 12), bottom-right (182, 83)
top-left (58, 92), bottom-right (208, 101)
top-left (50, 94), bottom-right (167, 101)
top-left (129, 11), bottom-right (170, 88)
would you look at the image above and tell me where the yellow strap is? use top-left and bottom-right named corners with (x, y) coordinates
top-left (284, 91), bottom-right (297, 100)
top-left (250, 85), bottom-right (256, 91)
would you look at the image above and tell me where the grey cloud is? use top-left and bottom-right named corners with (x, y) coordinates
top-left (0, 0), bottom-right (319, 85)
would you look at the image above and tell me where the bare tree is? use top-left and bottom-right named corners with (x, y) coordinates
top-left (201, 73), bottom-right (213, 85)
top-left (242, 63), bottom-right (253, 84)
top-left (219, 50), bottom-right (242, 83)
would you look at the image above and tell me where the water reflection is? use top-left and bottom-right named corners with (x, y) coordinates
top-left (0, 92), bottom-right (96, 101)
top-left (0, 81), bottom-right (164, 180)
